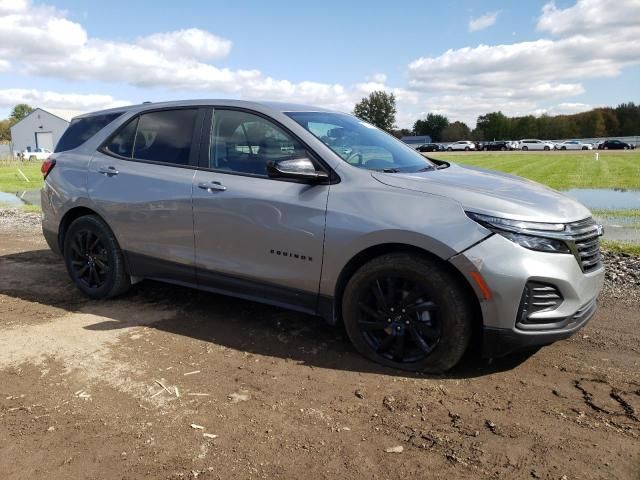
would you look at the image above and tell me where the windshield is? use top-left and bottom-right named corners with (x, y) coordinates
top-left (285, 111), bottom-right (435, 173)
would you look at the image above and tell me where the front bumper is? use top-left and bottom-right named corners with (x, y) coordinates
top-left (450, 233), bottom-right (604, 357)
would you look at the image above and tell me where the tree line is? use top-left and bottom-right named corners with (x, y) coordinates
top-left (353, 91), bottom-right (640, 141)
top-left (0, 104), bottom-right (35, 142)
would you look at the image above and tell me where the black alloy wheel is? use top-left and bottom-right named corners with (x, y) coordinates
top-left (69, 229), bottom-right (109, 289)
top-left (64, 215), bottom-right (131, 299)
top-left (355, 275), bottom-right (440, 364)
top-left (342, 253), bottom-right (473, 372)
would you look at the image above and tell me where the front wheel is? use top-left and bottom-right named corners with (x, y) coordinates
top-left (522, 146), bottom-right (528, 151)
top-left (544, 146), bottom-right (550, 151)
top-left (447, 147), bottom-right (452, 151)
top-left (342, 253), bottom-right (473, 372)
top-left (63, 215), bottom-right (131, 299)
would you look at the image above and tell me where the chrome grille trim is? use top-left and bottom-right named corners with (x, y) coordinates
top-left (566, 218), bottom-right (603, 273)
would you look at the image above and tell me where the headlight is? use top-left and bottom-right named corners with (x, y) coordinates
top-left (466, 212), bottom-right (571, 253)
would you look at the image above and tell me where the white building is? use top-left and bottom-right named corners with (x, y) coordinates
top-left (10, 108), bottom-right (69, 155)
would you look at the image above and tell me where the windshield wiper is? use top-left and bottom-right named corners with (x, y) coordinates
top-left (381, 168), bottom-right (400, 173)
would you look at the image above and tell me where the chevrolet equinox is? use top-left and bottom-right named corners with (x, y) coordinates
top-left (41, 100), bottom-right (605, 372)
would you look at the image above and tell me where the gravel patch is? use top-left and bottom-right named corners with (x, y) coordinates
top-left (601, 250), bottom-right (640, 304)
top-left (0, 208), bottom-right (41, 231)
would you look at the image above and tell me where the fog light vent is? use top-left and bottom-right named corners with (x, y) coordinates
top-left (517, 281), bottom-right (563, 325)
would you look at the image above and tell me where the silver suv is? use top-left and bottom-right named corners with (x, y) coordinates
top-left (41, 100), bottom-right (605, 372)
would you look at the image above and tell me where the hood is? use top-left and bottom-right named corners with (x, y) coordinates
top-left (371, 163), bottom-right (591, 223)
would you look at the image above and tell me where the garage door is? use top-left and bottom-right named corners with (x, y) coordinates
top-left (36, 132), bottom-right (54, 151)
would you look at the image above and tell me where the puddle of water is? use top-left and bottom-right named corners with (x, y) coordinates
top-left (0, 189), bottom-right (41, 207)
top-left (593, 215), bottom-right (640, 243)
top-left (563, 188), bottom-right (640, 210)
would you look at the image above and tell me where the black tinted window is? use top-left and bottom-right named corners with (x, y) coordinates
top-left (55, 112), bottom-right (124, 152)
top-left (133, 109), bottom-right (198, 165)
top-left (210, 110), bottom-right (309, 176)
top-left (105, 117), bottom-right (138, 158)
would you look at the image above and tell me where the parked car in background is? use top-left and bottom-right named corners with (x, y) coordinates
top-left (482, 141), bottom-right (513, 151)
top-left (41, 99), bottom-right (605, 373)
top-left (598, 139), bottom-right (634, 150)
top-left (417, 143), bottom-right (441, 152)
top-left (19, 147), bottom-right (52, 161)
top-left (519, 139), bottom-right (555, 151)
top-left (558, 140), bottom-right (593, 150)
top-left (447, 140), bottom-right (476, 151)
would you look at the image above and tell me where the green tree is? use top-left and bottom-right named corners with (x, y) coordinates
top-left (412, 113), bottom-right (449, 142)
top-left (615, 102), bottom-right (640, 136)
top-left (476, 111), bottom-right (511, 140)
top-left (353, 91), bottom-right (396, 132)
top-left (10, 104), bottom-right (34, 123)
top-left (441, 121), bottom-right (471, 142)
top-left (0, 119), bottom-right (12, 142)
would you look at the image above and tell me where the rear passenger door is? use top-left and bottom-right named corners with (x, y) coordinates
top-left (89, 107), bottom-right (206, 283)
top-left (192, 108), bottom-right (330, 312)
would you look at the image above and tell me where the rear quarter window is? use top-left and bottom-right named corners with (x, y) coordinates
top-left (55, 112), bottom-right (124, 153)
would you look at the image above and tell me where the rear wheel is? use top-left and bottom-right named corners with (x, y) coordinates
top-left (522, 146), bottom-right (528, 151)
top-left (447, 147), bottom-right (452, 151)
top-left (544, 146), bottom-right (550, 151)
top-left (63, 215), bottom-right (130, 299)
top-left (464, 146), bottom-right (470, 151)
top-left (500, 146), bottom-right (506, 151)
top-left (342, 253), bottom-right (473, 372)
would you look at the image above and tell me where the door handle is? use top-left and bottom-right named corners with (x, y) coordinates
top-left (98, 166), bottom-right (119, 176)
top-left (198, 181), bottom-right (227, 192)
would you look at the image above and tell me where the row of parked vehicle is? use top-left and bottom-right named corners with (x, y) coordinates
top-left (416, 139), bottom-right (636, 152)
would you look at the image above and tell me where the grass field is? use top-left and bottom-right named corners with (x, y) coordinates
top-left (429, 150), bottom-right (640, 190)
top-left (0, 160), bottom-right (43, 193)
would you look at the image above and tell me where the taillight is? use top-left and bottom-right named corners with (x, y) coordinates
top-left (41, 158), bottom-right (56, 179)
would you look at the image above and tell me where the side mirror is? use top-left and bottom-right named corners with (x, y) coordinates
top-left (267, 158), bottom-right (329, 181)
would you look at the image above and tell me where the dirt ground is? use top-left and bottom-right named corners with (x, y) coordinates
top-left (0, 215), bottom-right (639, 480)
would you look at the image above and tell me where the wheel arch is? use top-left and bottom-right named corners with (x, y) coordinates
top-left (328, 243), bottom-right (483, 346)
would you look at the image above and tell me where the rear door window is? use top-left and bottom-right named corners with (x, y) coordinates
top-left (55, 112), bottom-right (124, 152)
top-left (104, 117), bottom-right (138, 158)
top-left (133, 109), bottom-right (198, 165)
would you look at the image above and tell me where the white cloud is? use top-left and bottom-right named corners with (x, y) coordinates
top-left (537, 0), bottom-right (639, 37)
top-left (0, 88), bottom-right (130, 119)
top-left (407, 0), bottom-right (640, 125)
top-left (0, 0), bottom-right (366, 113)
top-left (137, 28), bottom-right (232, 61)
top-left (468, 11), bottom-right (500, 32)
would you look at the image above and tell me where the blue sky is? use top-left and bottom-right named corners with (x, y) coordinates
top-left (0, 0), bottom-right (638, 126)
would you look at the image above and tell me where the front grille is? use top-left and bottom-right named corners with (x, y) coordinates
top-left (517, 281), bottom-right (563, 325)
top-left (565, 218), bottom-right (602, 273)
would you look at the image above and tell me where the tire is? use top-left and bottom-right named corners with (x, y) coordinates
top-left (561, 146), bottom-right (566, 150)
top-left (582, 146), bottom-right (587, 150)
top-left (604, 146), bottom-right (608, 150)
top-left (544, 146), bottom-right (550, 151)
top-left (342, 253), bottom-right (473, 373)
top-left (63, 215), bottom-right (131, 299)
top-left (447, 147), bottom-right (452, 151)
top-left (500, 146), bottom-right (506, 151)
top-left (464, 147), bottom-right (470, 151)
top-left (522, 146), bottom-right (528, 151)
top-left (483, 147), bottom-right (488, 151)
top-left (624, 146), bottom-right (629, 150)
top-left (29, 155), bottom-right (37, 161)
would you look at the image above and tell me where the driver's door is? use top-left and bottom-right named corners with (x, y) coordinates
top-left (192, 108), bottom-right (330, 311)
